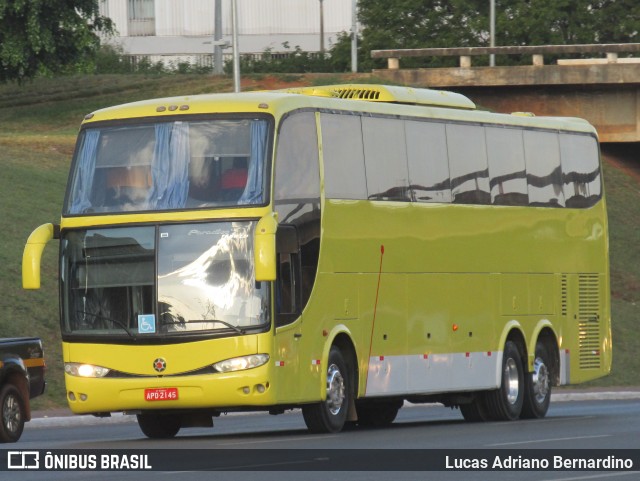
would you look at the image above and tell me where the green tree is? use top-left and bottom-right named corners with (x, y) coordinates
top-left (591, 0), bottom-right (640, 43)
top-left (496, 0), bottom-right (639, 46)
top-left (0, 0), bottom-right (113, 82)
top-left (327, 32), bottom-right (357, 72)
top-left (355, 0), bottom-right (486, 70)
top-left (352, 0), bottom-right (640, 70)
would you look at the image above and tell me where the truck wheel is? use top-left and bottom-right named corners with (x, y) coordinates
top-left (356, 400), bottom-right (402, 427)
top-left (136, 413), bottom-right (181, 439)
top-left (0, 384), bottom-right (26, 443)
top-left (302, 346), bottom-right (352, 433)
top-left (484, 340), bottom-right (524, 421)
top-left (459, 393), bottom-right (489, 422)
top-left (521, 342), bottom-right (552, 419)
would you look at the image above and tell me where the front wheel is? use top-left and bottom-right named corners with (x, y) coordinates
top-left (484, 340), bottom-right (524, 421)
top-left (137, 413), bottom-right (181, 439)
top-left (521, 342), bottom-right (552, 419)
top-left (0, 384), bottom-right (26, 443)
top-left (302, 347), bottom-right (352, 433)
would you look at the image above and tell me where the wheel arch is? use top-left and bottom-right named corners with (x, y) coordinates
top-left (498, 321), bottom-right (528, 359)
top-left (2, 370), bottom-right (31, 421)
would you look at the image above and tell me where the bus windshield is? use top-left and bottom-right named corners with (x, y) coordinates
top-left (65, 117), bottom-right (270, 214)
top-left (60, 221), bottom-right (270, 339)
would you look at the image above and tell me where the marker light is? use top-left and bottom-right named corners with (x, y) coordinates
top-left (213, 354), bottom-right (269, 373)
top-left (64, 362), bottom-right (110, 378)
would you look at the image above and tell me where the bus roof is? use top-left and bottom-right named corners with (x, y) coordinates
top-left (81, 84), bottom-right (596, 135)
top-left (272, 84), bottom-right (477, 110)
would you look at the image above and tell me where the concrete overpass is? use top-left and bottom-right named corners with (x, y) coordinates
top-left (371, 44), bottom-right (640, 144)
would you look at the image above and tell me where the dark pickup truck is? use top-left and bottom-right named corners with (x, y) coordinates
top-left (0, 337), bottom-right (46, 442)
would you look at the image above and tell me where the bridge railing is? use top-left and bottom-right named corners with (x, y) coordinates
top-left (371, 43), bottom-right (640, 69)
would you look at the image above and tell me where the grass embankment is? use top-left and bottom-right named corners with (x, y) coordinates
top-left (0, 73), bottom-right (637, 410)
top-left (597, 146), bottom-right (640, 388)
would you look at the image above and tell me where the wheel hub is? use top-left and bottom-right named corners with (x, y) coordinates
top-left (531, 356), bottom-right (550, 403)
top-left (326, 363), bottom-right (345, 415)
top-left (3, 394), bottom-right (21, 434)
top-left (504, 357), bottom-right (520, 405)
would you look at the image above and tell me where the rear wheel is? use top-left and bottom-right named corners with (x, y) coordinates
top-left (356, 399), bottom-right (402, 427)
top-left (0, 384), bottom-right (26, 443)
top-left (521, 342), bottom-right (552, 419)
top-left (137, 413), bottom-right (181, 439)
top-left (485, 340), bottom-right (524, 421)
top-left (459, 394), bottom-right (489, 422)
top-left (302, 347), bottom-right (352, 433)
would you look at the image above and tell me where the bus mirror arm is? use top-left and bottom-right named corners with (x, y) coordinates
top-left (22, 223), bottom-right (59, 290)
top-left (254, 213), bottom-right (278, 282)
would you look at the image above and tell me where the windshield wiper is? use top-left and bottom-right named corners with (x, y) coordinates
top-left (76, 311), bottom-right (136, 338)
top-left (161, 318), bottom-right (247, 335)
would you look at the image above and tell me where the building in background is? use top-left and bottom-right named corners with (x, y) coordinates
top-left (99, 0), bottom-right (353, 68)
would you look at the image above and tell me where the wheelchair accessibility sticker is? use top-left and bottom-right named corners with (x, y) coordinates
top-left (138, 314), bottom-right (156, 334)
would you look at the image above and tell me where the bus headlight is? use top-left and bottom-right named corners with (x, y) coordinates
top-left (213, 354), bottom-right (269, 373)
top-left (65, 362), bottom-right (110, 378)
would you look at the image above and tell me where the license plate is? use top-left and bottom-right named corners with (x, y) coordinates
top-left (144, 388), bottom-right (178, 402)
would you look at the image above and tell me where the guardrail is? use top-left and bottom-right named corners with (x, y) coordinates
top-left (371, 43), bottom-right (640, 69)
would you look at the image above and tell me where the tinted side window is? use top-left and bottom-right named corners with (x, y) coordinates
top-left (274, 111), bottom-right (320, 221)
top-left (524, 131), bottom-right (565, 207)
top-left (361, 116), bottom-right (410, 201)
top-left (560, 133), bottom-right (601, 208)
top-left (321, 113), bottom-right (367, 200)
top-left (446, 124), bottom-right (490, 204)
top-left (405, 120), bottom-right (451, 203)
top-left (485, 126), bottom-right (528, 206)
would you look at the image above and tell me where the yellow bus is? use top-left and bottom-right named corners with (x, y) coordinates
top-left (23, 84), bottom-right (611, 437)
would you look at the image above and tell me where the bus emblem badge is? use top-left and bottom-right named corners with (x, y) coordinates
top-left (153, 358), bottom-right (167, 372)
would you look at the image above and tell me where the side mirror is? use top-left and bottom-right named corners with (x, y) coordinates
top-left (254, 213), bottom-right (278, 282)
top-left (22, 223), bottom-right (59, 289)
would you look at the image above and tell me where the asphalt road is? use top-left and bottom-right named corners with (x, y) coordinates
top-left (4, 391), bottom-right (640, 481)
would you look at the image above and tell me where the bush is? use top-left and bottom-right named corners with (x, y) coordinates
top-left (94, 44), bottom-right (134, 74)
top-left (224, 43), bottom-right (342, 75)
top-left (94, 40), bottom-right (355, 76)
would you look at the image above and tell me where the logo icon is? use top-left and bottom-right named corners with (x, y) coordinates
top-left (153, 358), bottom-right (166, 373)
top-left (8, 451), bottom-right (39, 470)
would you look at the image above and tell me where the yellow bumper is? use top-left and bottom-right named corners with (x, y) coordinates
top-left (65, 364), bottom-right (275, 414)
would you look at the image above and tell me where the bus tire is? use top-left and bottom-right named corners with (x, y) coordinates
top-left (136, 413), bottom-right (181, 439)
top-left (0, 384), bottom-right (26, 443)
top-left (521, 342), bottom-right (552, 419)
top-left (459, 394), bottom-right (489, 422)
top-left (485, 340), bottom-right (524, 421)
top-left (356, 399), bottom-right (402, 427)
top-left (302, 346), bottom-right (351, 433)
